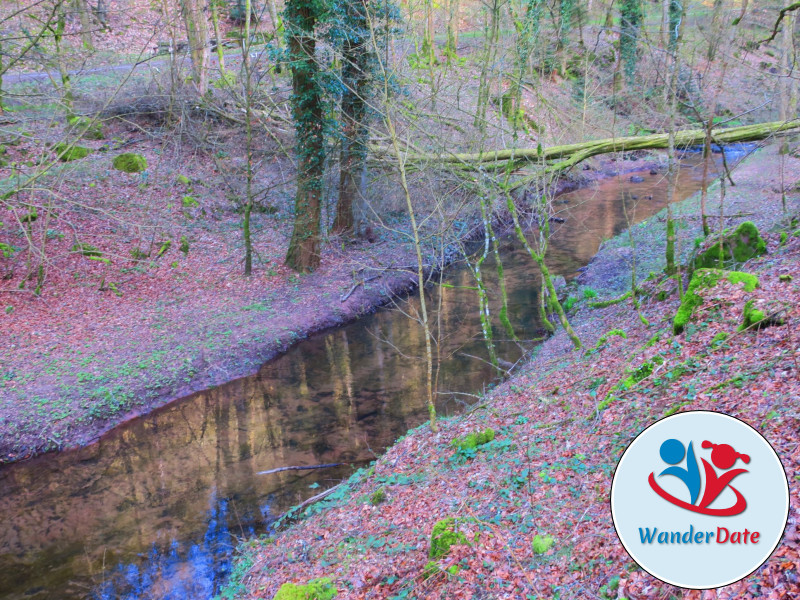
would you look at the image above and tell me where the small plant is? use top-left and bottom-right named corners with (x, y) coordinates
top-left (583, 287), bottom-right (598, 299)
top-left (532, 534), bottom-right (554, 554)
top-left (182, 195), bottom-right (199, 208)
top-left (599, 575), bottom-right (621, 599)
top-left (369, 487), bottom-right (386, 505)
top-left (71, 242), bottom-right (102, 257)
top-left (175, 174), bottom-right (191, 185)
top-left (779, 274), bottom-right (793, 282)
top-left (156, 240), bottom-right (171, 258)
top-left (710, 332), bottom-right (729, 347)
top-left (112, 152), bottom-right (147, 173)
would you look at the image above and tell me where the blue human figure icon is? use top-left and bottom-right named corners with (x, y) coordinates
top-left (658, 438), bottom-right (701, 505)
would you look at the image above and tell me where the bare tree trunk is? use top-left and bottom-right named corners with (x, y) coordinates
top-left (53, 4), bottom-right (74, 116)
top-left (779, 0), bottom-right (797, 213)
top-left (75, 0), bottom-right (94, 50)
top-left (210, 0), bottom-right (226, 73)
top-left (180, 0), bottom-right (211, 96)
top-left (446, 0), bottom-right (459, 56)
top-left (475, 0), bottom-right (500, 130)
top-left (333, 1), bottom-right (371, 238)
top-left (94, 0), bottom-right (109, 30)
top-left (243, 0), bottom-right (254, 275)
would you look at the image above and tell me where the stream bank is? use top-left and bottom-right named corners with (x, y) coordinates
top-left (227, 142), bottom-right (800, 599)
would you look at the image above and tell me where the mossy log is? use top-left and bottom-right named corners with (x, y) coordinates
top-left (371, 120), bottom-right (800, 172)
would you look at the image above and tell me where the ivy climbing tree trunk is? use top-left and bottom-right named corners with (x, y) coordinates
top-left (619, 0), bottom-right (642, 87)
top-left (180, 0), bottom-right (211, 96)
top-left (285, 0), bottom-right (326, 272)
top-left (333, 0), bottom-right (372, 238)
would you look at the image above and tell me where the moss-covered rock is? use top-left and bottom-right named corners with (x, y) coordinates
top-left (673, 269), bottom-right (759, 334)
top-left (273, 578), bottom-right (337, 600)
top-left (429, 517), bottom-right (470, 559)
top-left (450, 428), bottom-right (495, 452)
top-left (694, 221), bottom-right (767, 268)
top-left (53, 143), bottom-right (91, 162)
top-left (175, 174), bottom-right (191, 185)
top-left (67, 116), bottom-right (104, 140)
top-left (112, 153), bottom-right (147, 173)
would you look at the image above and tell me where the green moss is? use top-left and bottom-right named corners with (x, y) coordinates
top-left (779, 274), bottom-right (793, 282)
top-left (180, 236), bottom-right (189, 255)
top-left (53, 143), bottom-right (90, 162)
top-left (451, 428), bottom-right (495, 452)
top-left (72, 242), bottom-right (102, 257)
top-left (369, 487), bottom-right (386, 505)
top-left (67, 116), bottom-right (104, 140)
top-left (421, 561), bottom-right (440, 581)
top-left (739, 299), bottom-right (784, 331)
top-left (589, 329), bottom-right (627, 353)
top-left (175, 174), bottom-right (191, 185)
top-left (780, 231), bottom-right (788, 246)
top-left (673, 269), bottom-right (759, 334)
top-left (112, 152), bottom-right (147, 173)
top-left (156, 240), bottom-right (171, 258)
top-left (710, 332), bottom-right (729, 346)
top-left (430, 517), bottom-right (469, 559)
top-left (273, 578), bottom-right (337, 600)
top-left (182, 195), bottom-right (199, 208)
top-left (619, 361), bottom-right (655, 390)
top-left (695, 221), bottom-right (767, 268)
top-left (532, 534), bottom-right (554, 554)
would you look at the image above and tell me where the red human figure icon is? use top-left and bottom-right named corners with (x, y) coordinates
top-left (698, 441), bottom-right (750, 510)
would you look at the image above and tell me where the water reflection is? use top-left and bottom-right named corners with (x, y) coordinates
top-left (0, 153), bottom-right (740, 600)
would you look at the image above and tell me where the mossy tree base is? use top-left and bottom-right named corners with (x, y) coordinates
top-left (673, 269), bottom-right (759, 334)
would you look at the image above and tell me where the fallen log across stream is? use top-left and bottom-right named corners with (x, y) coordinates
top-left (369, 119), bottom-right (800, 174)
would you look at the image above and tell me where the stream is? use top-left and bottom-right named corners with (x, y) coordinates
top-left (0, 151), bottom-right (745, 600)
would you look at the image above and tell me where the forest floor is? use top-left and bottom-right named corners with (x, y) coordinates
top-left (225, 143), bottom-right (800, 600)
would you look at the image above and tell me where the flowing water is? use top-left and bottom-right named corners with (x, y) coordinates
top-left (0, 153), bottom-right (744, 599)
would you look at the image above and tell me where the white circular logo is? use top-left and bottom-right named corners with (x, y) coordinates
top-left (611, 411), bottom-right (789, 589)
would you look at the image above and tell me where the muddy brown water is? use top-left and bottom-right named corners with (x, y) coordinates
top-left (0, 151), bottom-right (743, 600)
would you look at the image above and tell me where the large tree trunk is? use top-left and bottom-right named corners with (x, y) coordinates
top-left (333, 0), bottom-right (371, 238)
top-left (180, 0), bottom-right (211, 96)
top-left (285, 0), bottom-right (325, 272)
